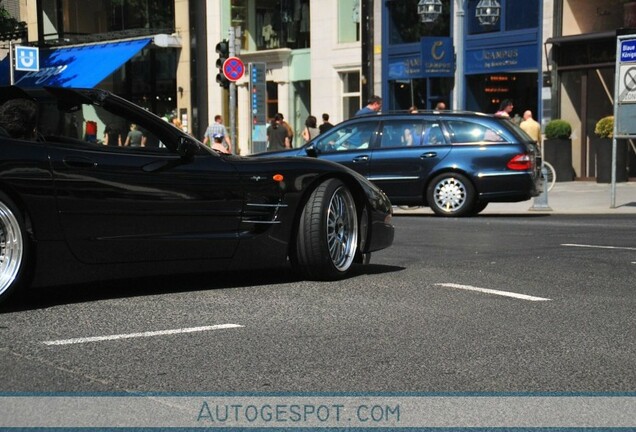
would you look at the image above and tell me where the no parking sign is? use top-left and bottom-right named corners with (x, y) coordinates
top-left (222, 57), bottom-right (245, 82)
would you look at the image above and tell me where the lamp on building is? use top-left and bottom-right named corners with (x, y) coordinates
top-left (417, 0), bottom-right (443, 23)
top-left (475, 0), bottom-right (500, 26)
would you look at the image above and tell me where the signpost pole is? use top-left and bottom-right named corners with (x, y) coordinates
top-left (228, 27), bottom-right (237, 154)
top-left (612, 36), bottom-right (621, 208)
top-left (9, 41), bottom-right (15, 85)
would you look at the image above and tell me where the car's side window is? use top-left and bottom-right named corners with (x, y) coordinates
top-left (421, 120), bottom-right (445, 145)
top-left (37, 101), bottom-right (167, 151)
top-left (445, 120), bottom-right (505, 144)
top-left (380, 121), bottom-right (423, 148)
top-left (312, 122), bottom-right (378, 153)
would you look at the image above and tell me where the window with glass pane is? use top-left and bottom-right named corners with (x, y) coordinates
top-left (380, 121), bottom-right (424, 148)
top-left (339, 0), bottom-right (360, 43)
top-left (341, 71), bottom-right (361, 120)
top-left (388, 0), bottom-right (450, 44)
top-left (505, 0), bottom-right (538, 31)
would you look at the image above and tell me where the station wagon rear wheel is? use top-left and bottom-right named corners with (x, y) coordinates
top-left (293, 179), bottom-right (358, 280)
top-left (427, 173), bottom-right (476, 217)
top-left (0, 192), bottom-right (28, 304)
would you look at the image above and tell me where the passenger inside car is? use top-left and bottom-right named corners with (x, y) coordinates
top-left (423, 124), bottom-right (443, 145)
top-left (402, 128), bottom-right (414, 146)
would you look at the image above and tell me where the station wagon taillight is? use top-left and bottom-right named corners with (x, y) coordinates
top-left (507, 154), bottom-right (533, 170)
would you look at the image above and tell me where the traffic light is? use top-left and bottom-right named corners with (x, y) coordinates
top-left (216, 39), bottom-right (230, 89)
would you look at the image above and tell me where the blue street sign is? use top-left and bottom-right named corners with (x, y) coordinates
top-left (15, 46), bottom-right (39, 72)
top-left (620, 39), bottom-right (636, 63)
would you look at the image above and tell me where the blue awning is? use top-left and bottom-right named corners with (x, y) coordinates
top-left (0, 38), bottom-right (152, 87)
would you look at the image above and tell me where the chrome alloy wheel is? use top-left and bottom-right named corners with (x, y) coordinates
top-left (0, 201), bottom-right (24, 297)
top-left (432, 176), bottom-right (468, 213)
top-left (325, 186), bottom-right (358, 271)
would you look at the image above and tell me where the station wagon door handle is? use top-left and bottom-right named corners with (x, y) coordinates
top-left (420, 152), bottom-right (437, 159)
top-left (63, 156), bottom-right (97, 168)
top-left (352, 155), bottom-right (369, 163)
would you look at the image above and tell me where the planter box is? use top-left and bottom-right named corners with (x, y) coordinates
top-left (595, 138), bottom-right (628, 183)
top-left (543, 138), bottom-right (575, 182)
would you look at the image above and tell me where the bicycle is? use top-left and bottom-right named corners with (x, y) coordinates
top-left (542, 161), bottom-right (556, 192)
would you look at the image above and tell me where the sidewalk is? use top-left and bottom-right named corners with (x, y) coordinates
top-left (393, 181), bottom-right (636, 215)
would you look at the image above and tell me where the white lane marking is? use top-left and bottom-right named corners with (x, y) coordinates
top-left (435, 283), bottom-right (551, 302)
top-left (42, 324), bottom-right (243, 346)
top-left (562, 243), bottom-right (636, 251)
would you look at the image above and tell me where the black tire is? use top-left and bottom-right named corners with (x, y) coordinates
top-left (471, 201), bottom-right (489, 215)
top-left (0, 192), bottom-right (29, 304)
top-left (426, 173), bottom-right (476, 217)
top-left (293, 179), bottom-right (359, 280)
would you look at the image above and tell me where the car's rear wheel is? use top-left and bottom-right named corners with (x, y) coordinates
top-left (427, 173), bottom-right (476, 217)
top-left (471, 201), bottom-right (488, 215)
top-left (0, 192), bottom-right (28, 304)
top-left (293, 179), bottom-right (358, 280)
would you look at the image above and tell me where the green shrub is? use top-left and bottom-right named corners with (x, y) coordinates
top-left (544, 119), bottom-right (572, 139)
top-left (594, 116), bottom-right (613, 138)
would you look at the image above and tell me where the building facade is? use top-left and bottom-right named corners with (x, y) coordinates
top-left (548, 0), bottom-right (636, 179)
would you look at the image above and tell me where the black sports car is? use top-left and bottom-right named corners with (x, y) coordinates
top-left (0, 86), bottom-right (394, 304)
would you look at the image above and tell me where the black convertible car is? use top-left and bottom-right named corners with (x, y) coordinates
top-left (0, 86), bottom-right (394, 304)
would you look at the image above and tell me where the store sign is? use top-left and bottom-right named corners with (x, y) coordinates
top-left (420, 37), bottom-right (454, 77)
top-left (388, 55), bottom-right (421, 80)
top-left (465, 44), bottom-right (537, 74)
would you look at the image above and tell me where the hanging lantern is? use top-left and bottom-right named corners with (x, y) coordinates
top-left (476, 0), bottom-right (501, 26)
top-left (417, 0), bottom-right (443, 23)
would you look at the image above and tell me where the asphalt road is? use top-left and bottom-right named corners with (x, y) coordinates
top-left (1, 214), bottom-right (634, 393)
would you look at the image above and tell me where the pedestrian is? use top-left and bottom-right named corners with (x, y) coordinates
top-left (519, 110), bottom-right (542, 147)
top-left (171, 116), bottom-right (185, 132)
top-left (277, 112), bottom-right (294, 146)
top-left (211, 133), bottom-right (230, 154)
top-left (103, 124), bottom-right (122, 146)
top-left (495, 99), bottom-right (513, 118)
top-left (435, 101), bottom-right (446, 110)
top-left (203, 114), bottom-right (232, 153)
top-left (267, 113), bottom-right (290, 151)
top-left (124, 123), bottom-right (144, 147)
top-left (319, 113), bottom-right (334, 134)
top-left (301, 115), bottom-right (320, 143)
top-left (355, 95), bottom-right (382, 116)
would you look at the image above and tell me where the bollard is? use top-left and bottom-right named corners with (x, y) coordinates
top-left (529, 165), bottom-right (553, 211)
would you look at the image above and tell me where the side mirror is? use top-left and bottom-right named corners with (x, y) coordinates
top-left (177, 137), bottom-right (198, 160)
top-left (305, 144), bottom-right (318, 158)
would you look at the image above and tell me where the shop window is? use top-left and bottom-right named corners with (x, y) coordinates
top-left (338, 0), bottom-right (360, 43)
top-left (504, 0), bottom-right (538, 31)
top-left (387, 0), bottom-right (450, 44)
top-left (467, 0), bottom-right (538, 35)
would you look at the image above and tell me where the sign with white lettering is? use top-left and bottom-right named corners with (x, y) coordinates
top-left (615, 36), bottom-right (636, 138)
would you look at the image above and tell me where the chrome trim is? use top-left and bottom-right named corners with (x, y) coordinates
top-left (477, 172), bottom-right (528, 178)
top-left (246, 203), bottom-right (289, 208)
top-left (368, 176), bottom-right (420, 181)
top-left (241, 220), bottom-right (282, 224)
